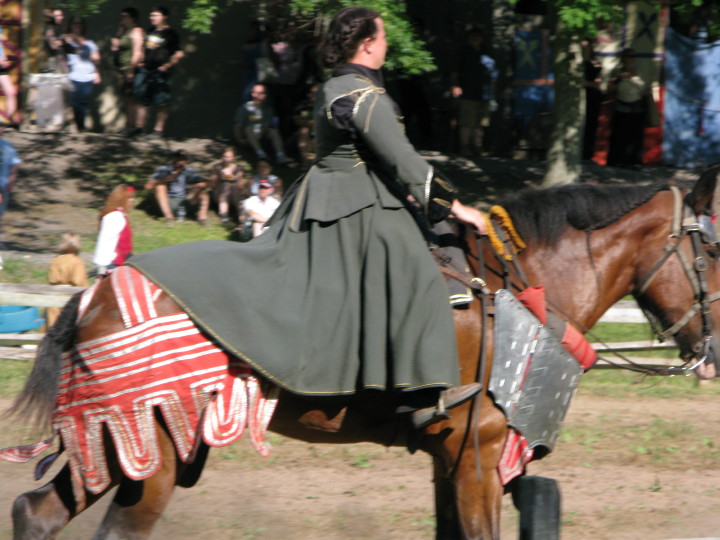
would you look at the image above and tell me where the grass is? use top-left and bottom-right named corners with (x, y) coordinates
top-left (0, 193), bottom-right (236, 287)
top-left (590, 321), bottom-right (679, 358)
top-left (0, 358), bottom-right (32, 396)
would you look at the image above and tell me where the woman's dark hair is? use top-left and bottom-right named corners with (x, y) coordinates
top-left (67, 17), bottom-right (86, 36)
top-left (121, 7), bottom-right (139, 22)
top-left (151, 6), bottom-right (169, 17)
top-left (321, 6), bottom-right (380, 68)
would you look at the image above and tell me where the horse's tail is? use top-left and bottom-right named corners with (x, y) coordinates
top-left (4, 291), bottom-right (82, 431)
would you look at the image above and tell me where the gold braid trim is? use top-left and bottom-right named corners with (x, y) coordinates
top-left (490, 205), bottom-right (527, 250)
top-left (483, 212), bottom-right (512, 261)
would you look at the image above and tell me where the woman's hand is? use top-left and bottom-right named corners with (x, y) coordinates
top-left (450, 200), bottom-right (487, 235)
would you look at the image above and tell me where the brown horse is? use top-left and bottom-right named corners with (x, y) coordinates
top-left (7, 170), bottom-right (720, 539)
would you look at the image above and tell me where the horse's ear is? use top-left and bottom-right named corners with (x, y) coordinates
top-left (690, 166), bottom-right (720, 215)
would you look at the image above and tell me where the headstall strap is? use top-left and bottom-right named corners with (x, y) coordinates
top-left (629, 186), bottom-right (720, 371)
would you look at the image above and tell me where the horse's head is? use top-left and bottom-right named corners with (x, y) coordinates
top-left (632, 167), bottom-right (720, 379)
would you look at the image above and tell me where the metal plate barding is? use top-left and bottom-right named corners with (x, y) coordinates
top-left (490, 290), bottom-right (583, 451)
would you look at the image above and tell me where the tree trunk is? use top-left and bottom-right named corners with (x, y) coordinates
top-left (542, 16), bottom-right (584, 186)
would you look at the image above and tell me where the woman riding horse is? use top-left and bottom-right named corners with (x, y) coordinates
top-left (129, 7), bottom-right (485, 429)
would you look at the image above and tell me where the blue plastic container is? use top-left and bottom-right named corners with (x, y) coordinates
top-left (0, 306), bottom-right (45, 333)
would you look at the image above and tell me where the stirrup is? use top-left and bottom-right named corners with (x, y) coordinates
top-left (408, 382), bottom-right (482, 430)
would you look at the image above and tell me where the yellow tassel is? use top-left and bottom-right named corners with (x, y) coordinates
top-left (483, 212), bottom-right (512, 261)
top-left (490, 205), bottom-right (527, 251)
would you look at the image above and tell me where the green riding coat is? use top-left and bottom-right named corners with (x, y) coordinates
top-left (129, 64), bottom-right (462, 396)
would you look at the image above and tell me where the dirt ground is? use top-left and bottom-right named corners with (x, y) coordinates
top-left (0, 132), bottom-right (717, 539)
top-left (3, 390), bottom-right (720, 539)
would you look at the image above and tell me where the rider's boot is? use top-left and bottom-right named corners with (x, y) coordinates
top-left (404, 382), bottom-right (482, 430)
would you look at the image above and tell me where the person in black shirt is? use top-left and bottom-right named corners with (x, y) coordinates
top-left (129, 6), bottom-right (184, 139)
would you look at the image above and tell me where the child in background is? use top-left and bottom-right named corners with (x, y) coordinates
top-left (93, 184), bottom-right (135, 275)
top-left (47, 232), bottom-right (88, 326)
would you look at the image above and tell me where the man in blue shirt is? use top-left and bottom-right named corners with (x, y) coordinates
top-left (144, 150), bottom-right (209, 227)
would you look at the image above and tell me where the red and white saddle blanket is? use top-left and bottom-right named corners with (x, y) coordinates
top-left (1, 266), bottom-right (279, 495)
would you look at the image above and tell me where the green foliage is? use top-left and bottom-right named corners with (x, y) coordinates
top-left (553, 0), bottom-right (625, 36)
top-left (182, 0), bottom-right (223, 34)
top-left (60, 0), bottom-right (108, 18)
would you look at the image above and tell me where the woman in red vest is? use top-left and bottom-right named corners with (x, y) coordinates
top-left (93, 184), bottom-right (134, 276)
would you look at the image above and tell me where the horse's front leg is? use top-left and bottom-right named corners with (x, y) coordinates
top-left (93, 420), bottom-right (180, 540)
top-left (431, 401), bottom-right (508, 540)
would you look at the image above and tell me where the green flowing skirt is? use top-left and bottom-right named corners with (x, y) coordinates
top-left (128, 194), bottom-right (460, 396)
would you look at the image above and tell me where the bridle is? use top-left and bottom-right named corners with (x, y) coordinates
top-left (631, 185), bottom-right (720, 373)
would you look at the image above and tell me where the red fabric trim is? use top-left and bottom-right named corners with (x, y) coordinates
top-left (516, 285), bottom-right (596, 369)
top-left (562, 323), bottom-right (597, 370)
top-left (1, 267), bottom-right (279, 495)
top-left (516, 285), bottom-right (547, 323)
top-left (112, 212), bottom-right (132, 266)
top-left (498, 428), bottom-right (534, 485)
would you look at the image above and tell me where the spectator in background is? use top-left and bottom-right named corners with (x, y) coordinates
top-left (0, 122), bottom-right (19, 198)
top-left (145, 149), bottom-right (210, 227)
top-left (0, 124), bottom-right (18, 268)
top-left (43, 7), bottom-right (68, 73)
top-left (63, 17), bottom-right (101, 132)
top-left (208, 146), bottom-right (248, 225)
top-left (240, 20), bottom-right (265, 102)
top-left (130, 6), bottom-right (184, 138)
top-left (93, 184), bottom-right (135, 276)
top-left (234, 83), bottom-right (290, 164)
top-left (111, 7), bottom-right (144, 135)
top-left (250, 159), bottom-right (283, 198)
top-left (0, 27), bottom-right (17, 124)
top-left (292, 83), bottom-right (319, 168)
top-left (267, 27), bottom-right (309, 142)
top-left (582, 39), bottom-right (602, 162)
top-left (607, 48), bottom-right (648, 169)
top-left (243, 179), bottom-right (280, 237)
top-left (47, 232), bottom-right (88, 326)
top-left (450, 28), bottom-right (497, 156)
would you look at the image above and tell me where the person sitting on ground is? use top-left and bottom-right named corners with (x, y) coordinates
top-left (144, 149), bottom-right (210, 227)
top-left (93, 184), bottom-right (135, 276)
top-left (249, 159), bottom-right (283, 199)
top-left (233, 83), bottom-right (290, 165)
top-left (47, 232), bottom-right (89, 326)
top-left (208, 146), bottom-right (248, 225)
top-left (243, 179), bottom-right (280, 237)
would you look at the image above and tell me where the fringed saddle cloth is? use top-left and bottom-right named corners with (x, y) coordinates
top-left (1, 266), bottom-right (279, 496)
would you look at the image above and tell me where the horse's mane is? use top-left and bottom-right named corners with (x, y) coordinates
top-left (500, 181), bottom-right (670, 246)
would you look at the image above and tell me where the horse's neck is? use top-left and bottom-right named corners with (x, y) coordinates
top-left (520, 226), bottom-right (638, 331)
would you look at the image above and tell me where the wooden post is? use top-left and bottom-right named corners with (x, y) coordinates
top-left (511, 475), bottom-right (561, 540)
